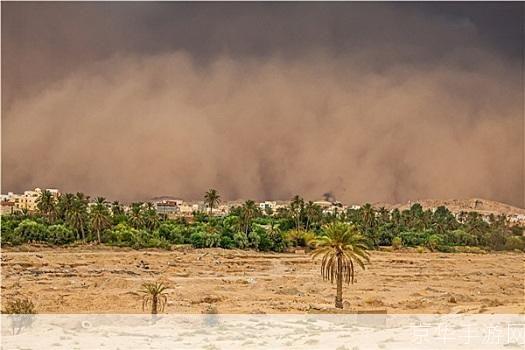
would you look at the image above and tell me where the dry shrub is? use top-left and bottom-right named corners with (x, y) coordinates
top-left (2, 296), bottom-right (37, 335)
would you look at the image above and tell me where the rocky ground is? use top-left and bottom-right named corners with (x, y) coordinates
top-left (1, 246), bottom-right (523, 314)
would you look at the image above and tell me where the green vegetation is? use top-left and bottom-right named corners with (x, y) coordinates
top-left (1, 191), bottom-right (524, 252)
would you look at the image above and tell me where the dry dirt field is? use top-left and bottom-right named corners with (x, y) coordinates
top-left (1, 246), bottom-right (524, 314)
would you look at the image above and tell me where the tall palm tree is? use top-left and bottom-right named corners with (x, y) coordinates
top-left (240, 200), bottom-right (258, 235)
top-left (90, 197), bottom-right (111, 244)
top-left (141, 281), bottom-right (168, 315)
top-left (311, 222), bottom-right (370, 309)
top-left (144, 202), bottom-right (160, 230)
top-left (204, 189), bottom-right (221, 216)
top-left (360, 203), bottom-right (376, 230)
top-left (67, 197), bottom-right (88, 240)
top-left (57, 193), bottom-right (75, 220)
top-left (290, 195), bottom-right (304, 230)
top-left (36, 190), bottom-right (56, 223)
top-left (128, 202), bottom-right (145, 229)
top-left (304, 201), bottom-right (321, 231)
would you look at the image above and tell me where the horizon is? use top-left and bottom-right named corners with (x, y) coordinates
top-left (2, 185), bottom-right (524, 210)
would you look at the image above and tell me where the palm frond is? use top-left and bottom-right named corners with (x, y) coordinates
top-left (311, 222), bottom-right (370, 285)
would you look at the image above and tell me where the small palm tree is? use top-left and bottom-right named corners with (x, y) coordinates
top-left (204, 189), bottom-right (221, 216)
top-left (311, 222), bottom-right (370, 309)
top-left (141, 282), bottom-right (168, 315)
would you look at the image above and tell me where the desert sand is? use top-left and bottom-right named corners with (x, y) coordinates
top-left (1, 246), bottom-right (523, 314)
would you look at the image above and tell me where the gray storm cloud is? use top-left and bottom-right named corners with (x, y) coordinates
top-left (2, 49), bottom-right (522, 205)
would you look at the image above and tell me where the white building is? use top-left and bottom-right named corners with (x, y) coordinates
top-left (178, 203), bottom-right (200, 216)
top-left (259, 201), bottom-right (277, 211)
top-left (154, 199), bottom-right (183, 215)
top-left (1, 188), bottom-right (60, 212)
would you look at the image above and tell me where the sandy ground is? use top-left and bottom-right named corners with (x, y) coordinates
top-left (1, 246), bottom-right (524, 314)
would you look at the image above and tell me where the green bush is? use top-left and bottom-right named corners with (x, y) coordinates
top-left (138, 236), bottom-right (171, 249)
top-left (482, 229), bottom-right (508, 250)
top-left (157, 223), bottom-right (184, 244)
top-left (0, 216), bottom-right (22, 244)
top-left (446, 229), bottom-right (478, 246)
top-left (47, 224), bottom-right (75, 245)
top-left (399, 230), bottom-right (430, 246)
top-left (0, 229), bottom-right (24, 245)
top-left (285, 229), bottom-right (316, 248)
top-left (257, 231), bottom-right (274, 252)
top-left (391, 236), bottom-right (403, 250)
top-left (233, 232), bottom-right (248, 249)
top-left (269, 231), bottom-right (288, 252)
top-left (504, 236), bottom-right (525, 251)
top-left (190, 232), bottom-right (205, 248)
top-left (219, 235), bottom-right (235, 249)
top-left (436, 245), bottom-right (455, 253)
top-left (426, 234), bottom-right (444, 251)
top-left (14, 220), bottom-right (47, 242)
top-left (103, 224), bottom-right (169, 249)
top-left (107, 223), bottom-right (138, 245)
top-left (377, 225), bottom-right (396, 246)
top-left (203, 231), bottom-right (221, 248)
top-left (247, 231), bottom-right (260, 249)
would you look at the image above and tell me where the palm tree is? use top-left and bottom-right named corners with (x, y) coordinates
top-left (290, 195), bottom-right (304, 230)
top-left (360, 203), bottom-right (376, 230)
top-left (36, 190), bottom-right (56, 223)
top-left (111, 201), bottom-right (124, 216)
top-left (311, 222), bottom-right (370, 309)
top-left (90, 197), bottom-right (111, 244)
top-left (240, 200), bottom-right (258, 235)
top-left (57, 193), bottom-right (75, 220)
top-left (465, 212), bottom-right (488, 238)
top-left (144, 202), bottom-right (160, 230)
top-left (204, 189), bottom-right (221, 216)
top-left (304, 201), bottom-right (321, 231)
top-left (141, 281), bottom-right (168, 315)
top-left (128, 202), bottom-right (145, 229)
top-left (67, 196), bottom-right (88, 240)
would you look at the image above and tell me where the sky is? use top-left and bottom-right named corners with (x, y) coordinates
top-left (2, 2), bottom-right (524, 206)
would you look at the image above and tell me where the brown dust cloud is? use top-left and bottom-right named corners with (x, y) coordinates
top-left (2, 3), bottom-right (523, 206)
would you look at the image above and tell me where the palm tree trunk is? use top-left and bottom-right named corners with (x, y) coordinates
top-left (335, 256), bottom-right (344, 309)
top-left (152, 297), bottom-right (158, 315)
top-left (97, 228), bottom-right (101, 244)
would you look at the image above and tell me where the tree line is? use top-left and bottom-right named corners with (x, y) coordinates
top-left (1, 189), bottom-right (524, 252)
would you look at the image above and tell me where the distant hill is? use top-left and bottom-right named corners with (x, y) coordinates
top-left (372, 198), bottom-right (525, 216)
